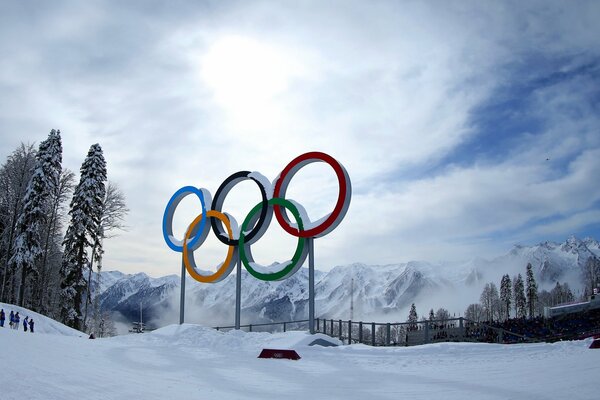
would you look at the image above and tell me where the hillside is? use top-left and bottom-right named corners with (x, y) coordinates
top-left (0, 302), bottom-right (84, 337)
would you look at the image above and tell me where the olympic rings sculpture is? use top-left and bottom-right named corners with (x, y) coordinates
top-left (162, 152), bottom-right (351, 282)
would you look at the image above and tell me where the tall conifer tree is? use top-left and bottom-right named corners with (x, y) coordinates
top-left (407, 303), bottom-right (418, 331)
top-left (60, 144), bottom-right (106, 330)
top-left (500, 274), bottom-right (512, 321)
top-left (526, 263), bottom-right (538, 318)
top-left (513, 274), bottom-right (526, 318)
top-left (9, 130), bottom-right (62, 306)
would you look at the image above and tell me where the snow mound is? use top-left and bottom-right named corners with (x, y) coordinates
top-left (0, 302), bottom-right (84, 337)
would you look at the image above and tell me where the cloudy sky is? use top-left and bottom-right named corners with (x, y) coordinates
top-left (1, 0), bottom-right (599, 277)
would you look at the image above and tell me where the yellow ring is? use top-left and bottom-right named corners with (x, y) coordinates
top-left (183, 210), bottom-right (235, 283)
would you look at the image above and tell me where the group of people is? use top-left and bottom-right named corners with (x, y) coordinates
top-left (0, 309), bottom-right (35, 333)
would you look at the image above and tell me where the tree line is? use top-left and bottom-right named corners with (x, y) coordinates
top-left (0, 130), bottom-right (128, 335)
top-left (464, 261), bottom-right (600, 323)
top-left (402, 257), bottom-right (600, 326)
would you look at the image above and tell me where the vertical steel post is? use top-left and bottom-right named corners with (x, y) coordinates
top-left (359, 321), bottom-right (363, 343)
top-left (308, 237), bottom-right (315, 334)
top-left (179, 259), bottom-right (185, 325)
top-left (371, 322), bottom-right (376, 346)
top-left (235, 249), bottom-right (241, 330)
top-left (386, 323), bottom-right (391, 346)
top-left (348, 320), bottom-right (352, 344)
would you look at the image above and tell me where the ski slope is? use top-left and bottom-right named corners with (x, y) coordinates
top-left (0, 306), bottom-right (598, 400)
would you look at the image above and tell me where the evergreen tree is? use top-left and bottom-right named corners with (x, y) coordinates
top-left (407, 303), bottom-right (418, 331)
top-left (526, 263), bottom-right (538, 318)
top-left (60, 144), bottom-right (106, 330)
top-left (500, 274), bottom-right (512, 320)
top-left (9, 130), bottom-right (62, 307)
top-left (513, 274), bottom-right (526, 318)
top-left (429, 308), bottom-right (435, 321)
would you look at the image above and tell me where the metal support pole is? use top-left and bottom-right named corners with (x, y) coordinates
top-left (348, 320), bottom-right (352, 344)
top-left (235, 249), bottom-right (241, 330)
top-left (179, 259), bottom-right (185, 324)
top-left (386, 323), bottom-right (391, 346)
top-left (339, 319), bottom-right (342, 340)
top-left (359, 321), bottom-right (363, 343)
top-left (308, 237), bottom-right (315, 334)
top-left (371, 322), bottom-right (376, 346)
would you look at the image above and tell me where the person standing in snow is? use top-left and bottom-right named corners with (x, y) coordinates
top-left (28, 318), bottom-right (34, 333)
top-left (9, 310), bottom-right (14, 328)
top-left (0, 309), bottom-right (5, 327)
top-left (13, 312), bottom-right (20, 330)
top-left (23, 316), bottom-right (28, 332)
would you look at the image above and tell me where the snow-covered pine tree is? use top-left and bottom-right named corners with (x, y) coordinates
top-left (526, 263), bottom-right (538, 318)
top-left (429, 308), bottom-right (435, 321)
top-left (60, 144), bottom-right (107, 330)
top-left (407, 303), bottom-right (418, 331)
top-left (500, 274), bottom-right (512, 321)
top-left (9, 130), bottom-right (62, 307)
top-left (513, 273), bottom-right (526, 319)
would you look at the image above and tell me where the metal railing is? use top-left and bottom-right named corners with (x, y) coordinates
top-left (212, 317), bottom-right (531, 346)
top-left (313, 317), bottom-right (534, 346)
top-left (214, 319), bottom-right (309, 333)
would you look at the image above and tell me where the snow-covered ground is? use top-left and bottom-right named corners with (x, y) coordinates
top-left (0, 303), bottom-right (598, 400)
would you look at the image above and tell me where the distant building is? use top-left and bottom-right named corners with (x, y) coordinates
top-left (543, 293), bottom-right (600, 318)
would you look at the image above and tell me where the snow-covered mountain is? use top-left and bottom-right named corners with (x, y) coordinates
top-left (95, 236), bottom-right (599, 328)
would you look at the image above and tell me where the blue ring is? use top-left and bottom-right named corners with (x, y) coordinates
top-left (162, 186), bottom-right (207, 252)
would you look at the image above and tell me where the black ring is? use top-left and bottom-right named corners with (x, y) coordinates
top-left (210, 171), bottom-right (270, 246)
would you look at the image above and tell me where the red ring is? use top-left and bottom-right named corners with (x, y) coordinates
top-left (273, 151), bottom-right (350, 238)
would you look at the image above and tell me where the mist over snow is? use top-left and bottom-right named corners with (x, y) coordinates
top-left (96, 236), bottom-right (600, 329)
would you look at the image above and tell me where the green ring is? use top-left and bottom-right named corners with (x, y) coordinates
top-left (239, 197), bottom-right (306, 281)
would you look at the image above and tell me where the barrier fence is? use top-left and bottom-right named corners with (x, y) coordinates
top-left (213, 317), bottom-right (532, 346)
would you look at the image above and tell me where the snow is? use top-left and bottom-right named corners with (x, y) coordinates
top-left (0, 302), bottom-right (83, 337)
top-left (249, 260), bottom-right (292, 274)
top-left (248, 171), bottom-right (273, 199)
top-left (1, 304), bottom-right (598, 400)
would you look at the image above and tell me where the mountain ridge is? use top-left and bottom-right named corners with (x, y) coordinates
top-left (95, 235), bottom-right (599, 329)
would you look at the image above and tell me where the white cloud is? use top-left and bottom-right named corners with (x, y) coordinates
top-left (0, 1), bottom-right (599, 276)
